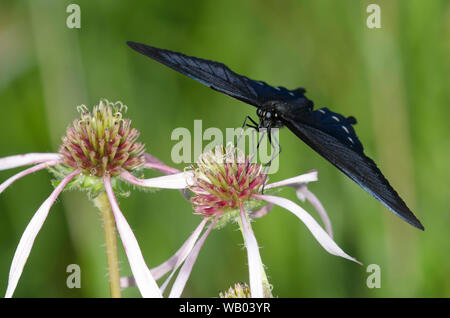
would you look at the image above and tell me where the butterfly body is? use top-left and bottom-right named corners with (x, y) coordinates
top-left (127, 41), bottom-right (424, 230)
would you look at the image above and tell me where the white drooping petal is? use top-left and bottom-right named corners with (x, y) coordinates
top-left (119, 218), bottom-right (208, 290)
top-left (0, 160), bottom-right (61, 194)
top-left (120, 169), bottom-right (193, 189)
top-left (103, 175), bottom-right (162, 298)
top-left (265, 170), bottom-right (318, 190)
top-left (160, 218), bottom-right (208, 293)
top-left (5, 169), bottom-right (79, 298)
top-left (169, 217), bottom-right (217, 298)
top-left (239, 204), bottom-right (264, 298)
top-left (151, 233), bottom-right (199, 280)
top-left (296, 185), bottom-right (333, 238)
top-left (0, 153), bottom-right (62, 171)
top-left (254, 194), bottom-right (361, 265)
top-left (153, 219), bottom-right (207, 280)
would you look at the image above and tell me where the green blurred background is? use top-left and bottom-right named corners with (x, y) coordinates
top-left (0, 0), bottom-right (449, 297)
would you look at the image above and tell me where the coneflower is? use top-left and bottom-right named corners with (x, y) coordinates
top-left (0, 99), bottom-right (191, 298)
top-left (121, 143), bottom-right (361, 298)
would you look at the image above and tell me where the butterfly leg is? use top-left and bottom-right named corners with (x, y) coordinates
top-left (261, 127), bottom-right (274, 193)
top-left (246, 115), bottom-right (259, 129)
top-left (263, 128), bottom-right (281, 168)
top-left (235, 115), bottom-right (258, 149)
top-left (255, 128), bottom-right (266, 149)
top-left (261, 128), bottom-right (282, 193)
top-left (246, 129), bottom-right (266, 172)
top-left (271, 130), bottom-right (282, 158)
top-left (239, 115), bottom-right (258, 131)
top-left (260, 128), bottom-right (272, 194)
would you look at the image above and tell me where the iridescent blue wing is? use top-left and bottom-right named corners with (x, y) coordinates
top-left (281, 107), bottom-right (424, 230)
top-left (127, 41), bottom-right (305, 106)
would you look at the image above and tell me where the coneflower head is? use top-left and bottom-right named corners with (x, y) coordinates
top-left (189, 144), bottom-right (267, 216)
top-left (59, 99), bottom-right (146, 177)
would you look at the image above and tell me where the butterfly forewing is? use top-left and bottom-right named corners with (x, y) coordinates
top-left (127, 41), bottom-right (260, 106)
top-left (127, 41), bottom-right (306, 106)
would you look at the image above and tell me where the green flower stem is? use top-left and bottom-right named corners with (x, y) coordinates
top-left (237, 208), bottom-right (273, 298)
top-left (94, 191), bottom-right (122, 298)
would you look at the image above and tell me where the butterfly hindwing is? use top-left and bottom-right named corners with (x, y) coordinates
top-left (308, 108), bottom-right (363, 153)
top-left (281, 111), bottom-right (424, 230)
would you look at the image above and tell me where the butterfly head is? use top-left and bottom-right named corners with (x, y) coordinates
top-left (257, 102), bottom-right (284, 129)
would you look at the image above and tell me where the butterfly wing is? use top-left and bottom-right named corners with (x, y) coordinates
top-left (282, 107), bottom-right (424, 230)
top-left (127, 41), bottom-right (306, 106)
top-left (127, 41), bottom-right (423, 230)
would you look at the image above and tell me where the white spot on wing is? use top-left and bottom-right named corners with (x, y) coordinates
top-left (332, 116), bottom-right (340, 122)
top-left (318, 109), bottom-right (326, 114)
top-left (274, 87), bottom-right (281, 91)
top-left (347, 137), bottom-right (354, 144)
top-left (342, 126), bottom-right (349, 134)
top-left (289, 92), bottom-right (295, 96)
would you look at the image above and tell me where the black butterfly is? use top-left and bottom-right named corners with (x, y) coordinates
top-left (126, 41), bottom-right (424, 230)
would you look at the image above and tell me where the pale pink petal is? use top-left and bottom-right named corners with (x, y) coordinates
top-left (239, 203), bottom-right (264, 298)
top-left (120, 169), bottom-right (193, 189)
top-left (0, 153), bottom-right (62, 171)
top-left (142, 154), bottom-right (193, 200)
top-left (254, 194), bottom-right (361, 265)
top-left (144, 162), bottom-right (180, 174)
top-left (5, 169), bottom-right (79, 298)
top-left (144, 153), bottom-right (180, 175)
top-left (119, 276), bottom-right (135, 289)
top-left (168, 216), bottom-right (218, 298)
top-left (296, 185), bottom-right (333, 238)
top-left (144, 153), bottom-right (174, 166)
top-left (103, 175), bottom-right (162, 298)
top-left (152, 218), bottom-right (208, 279)
top-left (119, 219), bottom-right (208, 290)
top-left (251, 203), bottom-right (274, 219)
top-left (265, 170), bottom-right (318, 190)
top-left (0, 160), bottom-right (61, 194)
top-left (160, 218), bottom-right (208, 293)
